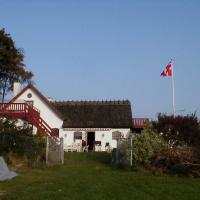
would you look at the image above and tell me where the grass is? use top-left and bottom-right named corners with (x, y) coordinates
top-left (0, 152), bottom-right (200, 200)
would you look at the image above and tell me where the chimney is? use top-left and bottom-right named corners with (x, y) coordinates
top-left (13, 82), bottom-right (21, 97)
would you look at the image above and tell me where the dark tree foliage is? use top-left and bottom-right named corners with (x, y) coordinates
top-left (153, 113), bottom-right (200, 147)
top-left (0, 119), bottom-right (46, 165)
top-left (0, 119), bottom-right (32, 155)
top-left (0, 28), bottom-right (33, 102)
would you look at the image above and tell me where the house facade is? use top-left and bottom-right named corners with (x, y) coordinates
top-left (53, 101), bottom-right (132, 151)
top-left (2, 83), bottom-right (133, 151)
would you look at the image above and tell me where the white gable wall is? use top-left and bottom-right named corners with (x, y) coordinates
top-left (14, 88), bottom-right (63, 129)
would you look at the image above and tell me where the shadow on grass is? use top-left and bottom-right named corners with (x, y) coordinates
top-left (85, 152), bottom-right (135, 172)
top-left (64, 151), bottom-right (113, 166)
top-left (85, 152), bottom-right (111, 165)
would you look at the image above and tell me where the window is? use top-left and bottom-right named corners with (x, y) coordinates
top-left (112, 131), bottom-right (122, 140)
top-left (74, 132), bottom-right (82, 140)
top-left (27, 93), bottom-right (32, 98)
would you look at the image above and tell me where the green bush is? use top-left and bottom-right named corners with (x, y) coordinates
top-left (112, 124), bottom-right (166, 169)
top-left (0, 119), bottom-right (46, 166)
top-left (113, 118), bottom-right (200, 177)
top-left (132, 124), bottom-right (166, 167)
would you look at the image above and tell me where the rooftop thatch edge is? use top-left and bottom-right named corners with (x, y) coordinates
top-left (52, 100), bottom-right (133, 129)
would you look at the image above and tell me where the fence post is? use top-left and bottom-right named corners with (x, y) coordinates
top-left (46, 136), bottom-right (49, 165)
top-left (116, 139), bottom-right (119, 165)
top-left (60, 137), bottom-right (64, 164)
top-left (130, 137), bottom-right (132, 167)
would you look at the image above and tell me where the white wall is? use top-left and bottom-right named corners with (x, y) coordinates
top-left (59, 129), bottom-right (74, 146)
top-left (14, 88), bottom-right (63, 129)
top-left (60, 128), bottom-right (130, 151)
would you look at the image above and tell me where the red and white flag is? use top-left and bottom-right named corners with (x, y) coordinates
top-left (161, 62), bottom-right (173, 77)
top-left (160, 60), bottom-right (176, 117)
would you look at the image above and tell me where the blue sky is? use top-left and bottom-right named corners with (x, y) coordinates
top-left (1, 0), bottom-right (200, 119)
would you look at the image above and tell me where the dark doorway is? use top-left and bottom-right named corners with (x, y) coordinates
top-left (87, 132), bottom-right (95, 151)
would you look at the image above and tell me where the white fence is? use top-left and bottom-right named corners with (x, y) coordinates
top-left (112, 138), bottom-right (133, 168)
top-left (46, 137), bottom-right (64, 165)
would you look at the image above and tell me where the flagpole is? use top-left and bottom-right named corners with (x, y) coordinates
top-left (171, 59), bottom-right (176, 117)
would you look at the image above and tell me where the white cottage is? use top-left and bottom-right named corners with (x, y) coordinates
top-left (53, 100), bottom-right (133, 151)
top-left (3, 83), bottom-right (133, 151)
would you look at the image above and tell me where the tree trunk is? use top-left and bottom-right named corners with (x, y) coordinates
top-left (1, 79), bottom-right (7, 103)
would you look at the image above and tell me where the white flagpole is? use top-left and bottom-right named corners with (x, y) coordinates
top-left (171, 60), bottom-right (176, 117)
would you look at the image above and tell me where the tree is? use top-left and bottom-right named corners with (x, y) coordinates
top-left (153, 113), bottom-right (200, 147)
top-left (0, 28), bottom-right (33, 102)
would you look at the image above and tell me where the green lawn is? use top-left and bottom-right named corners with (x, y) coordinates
top-left (0, 152), bottom-right (200, 200)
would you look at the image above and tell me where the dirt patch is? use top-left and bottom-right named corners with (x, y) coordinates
top-left (0, 191), bottom-right (6, 196)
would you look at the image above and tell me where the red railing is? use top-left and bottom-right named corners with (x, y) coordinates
top-left (133, 118), bottom-right (149, 129)
top-left (0, 103), bottom-right (26, 112)
top-left (0, 103), bottom-right (59, 138)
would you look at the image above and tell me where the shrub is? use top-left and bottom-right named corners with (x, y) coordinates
top-left (112, 124), bottom-right (166, 169)
top-left (151, 146), bottom-right (200, 177)
top-left (153, 113), bottom-right (200, 147)
top-left (0, 119), bottom-right (46, 166)
top-left (132, 124), bottom-right (166, 167)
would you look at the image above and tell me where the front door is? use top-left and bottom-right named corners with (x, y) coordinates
top-left (87, 132), bottom-right (95, 151)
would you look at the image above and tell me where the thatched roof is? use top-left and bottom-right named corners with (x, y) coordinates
top-left (52, 100), bottom-right (132, 128)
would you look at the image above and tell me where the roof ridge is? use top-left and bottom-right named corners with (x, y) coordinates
top-left (53, 100), bottom-right (131, 105)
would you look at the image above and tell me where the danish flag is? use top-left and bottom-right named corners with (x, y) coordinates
top-left (161, 63), bottom-right (173, 77)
